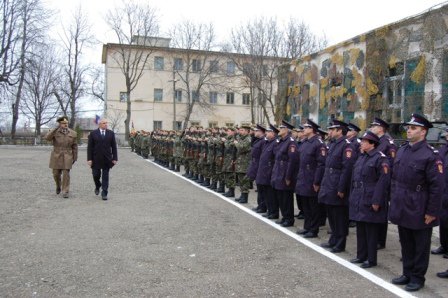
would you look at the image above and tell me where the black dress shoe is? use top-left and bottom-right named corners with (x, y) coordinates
top-left (95, 188), bottom-right (99, 195)
top-left (330, 247), bottom-right (344, 253)
top-left (251, 207), bottom-right (259, 212)
top-left (267, 214), bottom-right (279, 219)
top-left (56, 187), bottom-right (61, 194)
top-left (275, 219), bottom-right (285, 224)
top-left (348, 221), bottom-right (357, 228)
top-left (102, 195), bottom-right (108, 200)
top-left (405, 282), bottom-right (424, 292)
top-left (281, 221), bottom-right (294, 227)
top-left (303, 232), bottom-right (318, 238)
top-left (262, 213), bottom-right (270, 218)
top-left (360, 261), bottom-right (376, 268)
top-left (431, 246), bottom-right (447, 255)
top-left (321, 243), bottom-right (333, 249)
top-left (296, 229), bottom-right (309, 235)
top-left (391, 275), bottom-right (410, 285)
top-left (350, 258), bottom-right (365, 264)
top-left (444, 254), bottom-right (448, 259)
top-left (377, 244), bottom-right (385, 250)
top-left (437, 270), bottom-right (448, 278)
top-left (256, 209), bottom-right (267, 214)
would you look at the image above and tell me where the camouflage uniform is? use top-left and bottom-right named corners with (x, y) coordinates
top-left (234, 133), bottom-right (252, 202)
top-left (223, 133), bottom-right (236, 197)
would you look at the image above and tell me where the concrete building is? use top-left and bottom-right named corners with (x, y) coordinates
top-left (102, 37), bottom-right (285, 139)
top-left (281, 3), bottom-right (448, 135)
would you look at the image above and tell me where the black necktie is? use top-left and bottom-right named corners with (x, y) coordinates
top-left (101, 130), bottom-right (105, 138)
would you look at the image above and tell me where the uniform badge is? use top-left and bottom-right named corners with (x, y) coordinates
top-left (290, 146), bottom-right (296, 153)
top-left (382, 163), bottom-right (389, 174)
top-left (321, 147), bottom-right (326, 157)
top-left (436, 160), bottom-right (444, 174)
top-left (390, 150), bottom-right (396, 159)
top-left (346, 149), bottom-right (352, 159)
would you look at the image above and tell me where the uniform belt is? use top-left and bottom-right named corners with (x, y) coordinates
top-left (352, 181), bottom-right (376, 188)
top-left (394, 181), bottom-right (426, 192)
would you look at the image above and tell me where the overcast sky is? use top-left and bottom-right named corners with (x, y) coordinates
top-left (46, 0), bottom-right (446, 65)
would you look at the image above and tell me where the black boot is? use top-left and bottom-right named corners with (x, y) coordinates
top-left (216, 182), bottom-right (225, 193)
top-left (175, 165), bottom-right (180, 172)
top-left (224, 188), bottom-right (235, 197)
top-left (191, 174), bottom-right (198, 181)
top-left (197, 175), bottom-right (204, 184)
top-left (209, 181), bottom-right (217, 190)
top-left (203, 178), bottom-right (211, 187)
top-left (238, 193), bottom-right (248, 203)
top-left (183, 170), bottom-right (190, 177)
top-left (169, 163), bottom-right (175, 171)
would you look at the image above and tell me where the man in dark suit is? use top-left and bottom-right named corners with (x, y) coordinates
top-left (87, 119), bottom-right (118, 200)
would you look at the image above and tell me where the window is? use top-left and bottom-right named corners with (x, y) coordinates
top-left (192, 91), bottom-right (200, 102)
top-left (192, 59), bottom-right (201, 72)
top-left (154, 88), bottom-right (163, 101)
top-left (242, 93), bottom-right (250, 105)
top-left (227, 61), bottom-right (235, 75)
top-left (226, 92), bottom-right (234, 104)
top-left (153, 121), bottom-right (162, 130)
top-left (175, 90), bottom-right (182, 102)
top-left (225, 122), bottom-right (234, 128)
top-left (262, 65), bottom-right (269, 76)
top-left (209, 60), bottom-right (219, 73)
top-left (209, 92), bottom-right (218, 104)
top-left (190, 121), bottom-right (200, 127)
top-left (388, 61), bottom-right (404, 77)
top-left (119, 92), bottom-right (128, 102)
top-left (243, 63), bottom-right (253, 74)
top-left (208, 121), bottom-right (218, 128)
top-left (174, 121), bottom-right (183, 130)
top-left (154, 57), bottom-right (164, 70)
top-left (174, 58), bottom-right (183, 71)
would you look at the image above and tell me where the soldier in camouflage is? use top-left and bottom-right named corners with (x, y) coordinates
top-left (234, 125), bottom-right (252, 203)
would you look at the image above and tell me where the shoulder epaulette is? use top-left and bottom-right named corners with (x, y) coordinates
top-left (378, 151), bottom-right (386, 157)
top-left (388, 138), bottom-right (395, 145)
top-left (290, 137), bottom-right (294, 141)
top-left (318, 138), bottom-right (323, 144)
top-left (276, 139), bottom-right (280, 143)
top-left (357, 139), bottom-right (361, 143)
top-left (427, 144), bottom-right (439, 154)
top-left (345, 139), bottom-right (351, 144)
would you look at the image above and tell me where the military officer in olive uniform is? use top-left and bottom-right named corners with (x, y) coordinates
top-left (45, 116), bottom-right (78, 198)
top-left (234, 125), bottom-right (252, 203)
top-left (349, 131), bottom-right (390, 269)
top-left (389, 114), bottom-right (444, 292)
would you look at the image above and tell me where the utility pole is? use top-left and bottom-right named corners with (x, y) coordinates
top-left (169, 68), bottom-right (179, 130)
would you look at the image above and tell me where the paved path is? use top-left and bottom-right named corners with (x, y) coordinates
top-left (0, 147), bottom-right (447, 297)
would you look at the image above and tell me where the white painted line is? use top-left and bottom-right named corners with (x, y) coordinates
top-left (144, 157), bottom-right (415, 298)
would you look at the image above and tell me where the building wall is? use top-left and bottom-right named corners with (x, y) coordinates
top-left (103, 45), bottom-right (279, 135)
top-left (284, 4), bottom-right (448, 130)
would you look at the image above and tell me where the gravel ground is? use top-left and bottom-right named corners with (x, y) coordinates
top-left (0, 146), bottom-right (447, 298)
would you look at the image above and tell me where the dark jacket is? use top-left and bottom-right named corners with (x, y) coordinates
top-left (87, 129), bottom-right (118, 169)
top-left (439, 144), bottom-right (448, 222)
top-left (255, 138), bottom-right (276, 186)
top-left (318, 136), bottom-right (356, 206)
top-left (247, 137), bottom-right (265, 180)
top-left (349, 149), bottom-right (390, 223)
top-left (271, 133), bottom-right (299, 191)
top-left (295, 135), bottom-right (326, 196)
top-left (388, 140), bottom-right (444, 229)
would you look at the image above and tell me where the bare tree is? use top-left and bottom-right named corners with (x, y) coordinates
top-left (9, 0), bottom-right (51, 139)
top-left (88, 65), bottom-right (104, 102)
top-left (20, 44), bottom-right (60, 140)
top-left (229, 17), bottom-right (327, 124)
top-left (168, 20), bottom-right (218, 129)
top-left (106, 108), bottom-right (125, 133)
top-left (0, 0), bottom-right (20, 86)
top-left (54, 6), bottom-right (93, 129)
top-left (105, 0), bottom-right (159, 140)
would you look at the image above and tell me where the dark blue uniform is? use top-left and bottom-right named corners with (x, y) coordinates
top-left (349, 149), bottom-right (390, 266)
top-left (438, 144), bottom-right (448, 253)
top-left (389, 140), bottom-right (444, 286)
top-left (376, 134), bottom-right (397, 248)
top-left (256, 138), bottom-right (278, 217)
top-left (295, 135), bottom-right (326, 236)
top-left (271, 133), bottom-right (299, 226)
top-left (318, 136), bottom-right (355, 251)
top-left (247, 137), bottom-right (264, 180)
